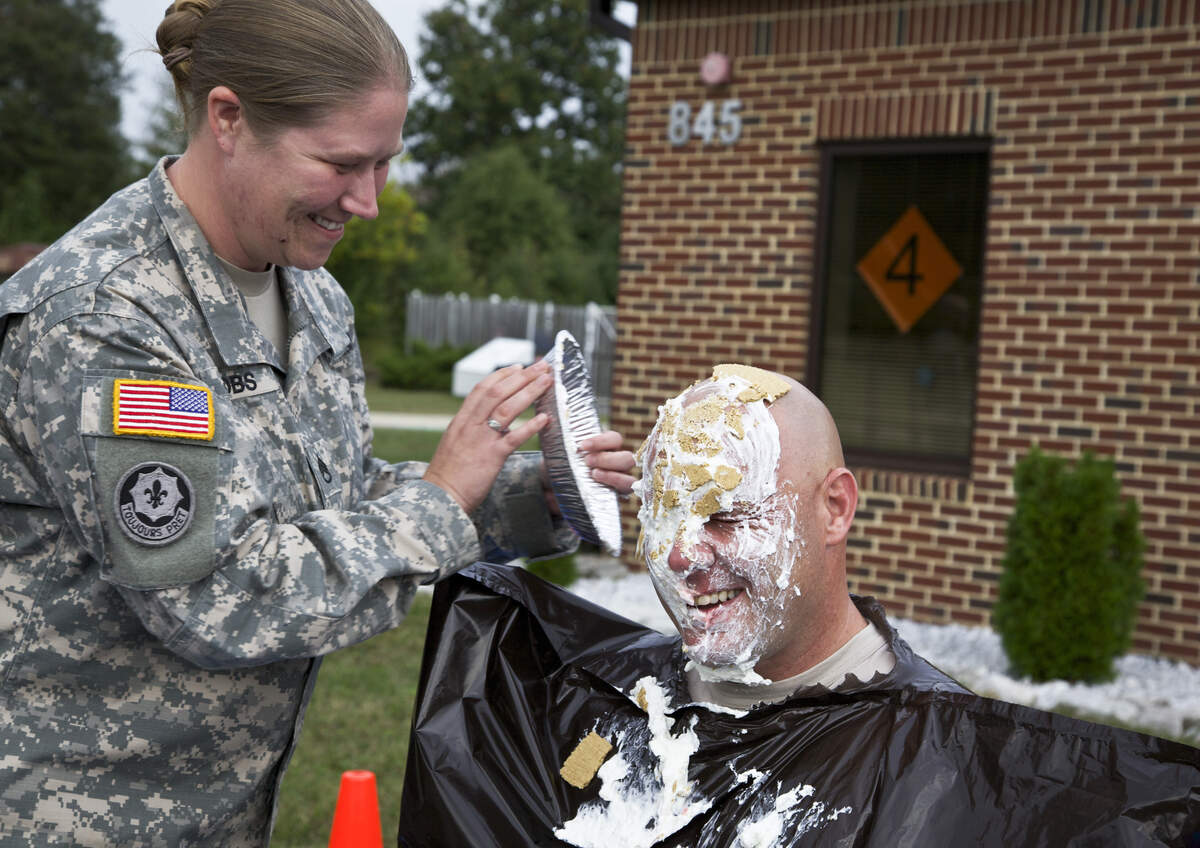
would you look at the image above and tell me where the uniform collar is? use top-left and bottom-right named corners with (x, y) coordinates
top-left (147, 157), bottom-right (350, 371)
top-left (659, 595), bottom-right (971, 711)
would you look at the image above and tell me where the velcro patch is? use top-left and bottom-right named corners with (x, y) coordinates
top-left (97, 436), bottom-right (220, 589)
top-left (113, 378), bottom-right (214, 440)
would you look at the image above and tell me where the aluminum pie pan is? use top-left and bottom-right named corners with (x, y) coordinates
top-left (536, 330), bottom-right (622, 556)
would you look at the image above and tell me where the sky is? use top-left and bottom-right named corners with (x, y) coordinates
top-left (99, 0), bottom-right (636, 148)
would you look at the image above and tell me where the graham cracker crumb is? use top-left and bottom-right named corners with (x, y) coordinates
top-left (675, 463), bottom-right (713, 491)
top-left (724, 406), bottom-right (745, 439)
top-left (693, 489), bottom-right (722, 518)
top-left (681, 396), bottom-right (725, 430)
top-left (713, 465), bottom-right (742, 490)
top-left (560, 731), bottom-right (613, 789)
top-left (712, 364), bottom-right (791, 404)
top-left (678, 430), bottom-right (721, 456)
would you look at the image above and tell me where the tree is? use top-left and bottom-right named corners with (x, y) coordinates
top-left (133, 78), bottom-right (188, 173)
top-left (0, 0), bottom-right (134, 243)
top-left (0, 173), bottom-right (55, 248)
top-left (324, 182), bottom-right (428, 361)
top-left (437, 145), bottom-right (599, 303)
top-left (407, 0), bottom-right (626, 303)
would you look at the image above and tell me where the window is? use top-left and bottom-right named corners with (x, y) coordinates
top-left (808, 141), bottom-right (989, 475)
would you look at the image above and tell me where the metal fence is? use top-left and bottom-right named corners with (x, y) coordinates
top-left (405, 291), bottom-right (618, 417)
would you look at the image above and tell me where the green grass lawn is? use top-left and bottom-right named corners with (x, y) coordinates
top-left (364, 385), bottom-right (464, 415)
top-left (365, 383), bottom-right (539, 425)
top-left (272, 594), bottom-right (431, 847)
top-left (367, 387), bottom-right (541, 459)
top-left (369, 428), bottom-right (446, 465)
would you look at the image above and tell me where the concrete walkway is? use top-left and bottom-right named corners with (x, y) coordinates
top-left (370, 411), bottom-right (454, 430)
top-left (370, 410), bottom-right (540, 431)
top-left (575, 550), bottom-right (636, 579)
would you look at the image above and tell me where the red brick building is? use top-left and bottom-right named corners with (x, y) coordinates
top-left (609, 0), bottom-right (1200, 663)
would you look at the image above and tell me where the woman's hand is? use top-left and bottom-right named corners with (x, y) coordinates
top-left (577, 430), bottom-right (637, 495)
top-left (423, 361), bottom-right (553, 514)
top-left (541, 429), bottom-right (637, 517)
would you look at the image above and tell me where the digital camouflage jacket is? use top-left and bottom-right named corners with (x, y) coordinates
top-left (0, 160), bottom-right (574, 845)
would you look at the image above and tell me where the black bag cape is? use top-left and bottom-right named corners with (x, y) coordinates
top-left (397, 563), bottom-right (1200, 847)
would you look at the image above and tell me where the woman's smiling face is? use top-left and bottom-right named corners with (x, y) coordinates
top-left (221, 84), bottom-right (408, 271)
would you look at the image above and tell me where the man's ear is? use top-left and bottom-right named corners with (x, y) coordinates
top-left (207, 86), bottom-right (245, 154)
top-left (822, 467), bottom-right (858, 546)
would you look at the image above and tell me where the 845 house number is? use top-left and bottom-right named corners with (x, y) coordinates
top-left (668, 99), bottom-right (743, 146)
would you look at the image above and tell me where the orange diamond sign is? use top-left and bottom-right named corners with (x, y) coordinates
top-left (855, 205), bottom-right (963, 334)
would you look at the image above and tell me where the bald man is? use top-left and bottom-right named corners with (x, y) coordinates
top-left (636, 363), bottom-right (962, 709)
top-left (399, 364), bottom-right (1200, 846)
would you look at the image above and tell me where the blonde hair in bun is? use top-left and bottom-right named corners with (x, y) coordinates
top-left (156, 1), bottom-right (213, 83)
top-left (155, 0), bottom-right (412, 139)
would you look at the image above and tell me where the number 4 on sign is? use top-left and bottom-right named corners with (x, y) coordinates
top-left (855, 205), bottom-right (963, 334)
top-left (885, 234), bottom-right (922, 296)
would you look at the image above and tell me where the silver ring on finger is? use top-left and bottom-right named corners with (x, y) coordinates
top-left (486, 417), bottom-right (509, 435)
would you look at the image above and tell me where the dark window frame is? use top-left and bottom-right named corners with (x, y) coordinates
top-left (806, 138), bottom-right (992, 478)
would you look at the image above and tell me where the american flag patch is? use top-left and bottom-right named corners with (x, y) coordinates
top-left (113, 379), bottom-right (215, 440)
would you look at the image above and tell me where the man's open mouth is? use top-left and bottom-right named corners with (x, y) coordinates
top-left (690, 588), bottom-right (744, 610)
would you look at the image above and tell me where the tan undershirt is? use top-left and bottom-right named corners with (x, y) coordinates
top-left (686, 621), bottom-right (897, 712)
top-left (216, 255), bottom-right (289, 362)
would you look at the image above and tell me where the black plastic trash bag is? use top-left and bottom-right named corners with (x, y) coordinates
top-left (397, 563), bottom-right (1200, 847)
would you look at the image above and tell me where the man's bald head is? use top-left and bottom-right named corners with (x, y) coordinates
top-left (765, 374), bottom-right (845, 495)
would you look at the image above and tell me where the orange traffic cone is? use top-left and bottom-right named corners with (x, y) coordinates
top-left (327, 769), bottom-right (383, 848)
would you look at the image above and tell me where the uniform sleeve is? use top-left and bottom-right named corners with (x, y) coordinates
top-left (350, 348), bottom-right (577, 563)
top-left (363, 451), bottom-right (579, 563)
top-left (471, 452), bottom-right (580, 562)
top-left (17, 312), bottom-right (487, 669)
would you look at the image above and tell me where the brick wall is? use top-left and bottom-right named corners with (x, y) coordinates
top-left (611, 0), bottom-right (1200, 663)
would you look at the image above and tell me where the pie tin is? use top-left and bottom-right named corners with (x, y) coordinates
top-left (536, 330), bottom-right (622, 556)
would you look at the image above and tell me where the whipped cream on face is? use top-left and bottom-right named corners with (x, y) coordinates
top-left (634, 365), bottom-right (797, 684)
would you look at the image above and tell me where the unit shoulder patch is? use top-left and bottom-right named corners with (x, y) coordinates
top-left (113, 378), bottom-right (214, 440)
top-left (113, 462), bottom-right (195, 546)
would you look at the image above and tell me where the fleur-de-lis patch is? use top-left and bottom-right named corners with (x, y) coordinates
top-left (114, 462), bottom-right (194, 546)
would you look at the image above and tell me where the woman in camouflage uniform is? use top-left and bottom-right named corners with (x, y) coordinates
top-left (0, 0), bottom-right (634, 843)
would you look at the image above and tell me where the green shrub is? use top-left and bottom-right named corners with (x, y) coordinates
top-left (375, 340), bottom-right (472, 391)
top-left (992, 447), bottom-right (1145, 683)
top-left (525, 553), bottom-right (578, 588)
